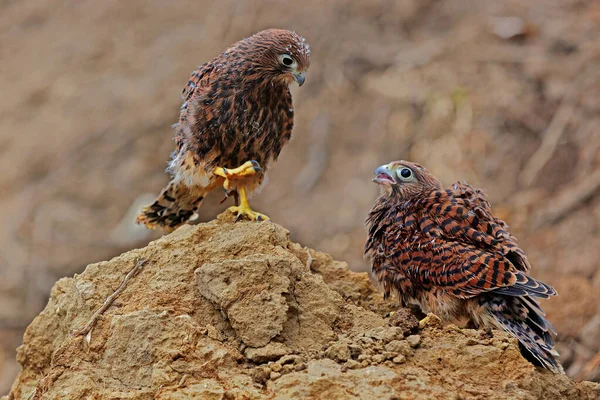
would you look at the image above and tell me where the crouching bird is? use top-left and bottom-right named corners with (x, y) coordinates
top-left (365, 160), bottom-right (563, 373)
top-left (137, 29), bottom-right (310, 230)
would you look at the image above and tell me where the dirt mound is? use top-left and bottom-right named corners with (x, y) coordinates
top-left (4, 215), bottom-right (599, 399)
top-left (2, 0), bottom-right (600, 390)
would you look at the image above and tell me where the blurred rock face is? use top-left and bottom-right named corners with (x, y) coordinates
top-left (1, 0), bottom-right (600, 393)
top-left (5, 216), bottom-right (599, 399)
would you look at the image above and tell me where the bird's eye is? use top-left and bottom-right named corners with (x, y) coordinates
top-left (398, 168), bottom-right (413, 180)
top-left (279, 54), bottom-right (296, 68)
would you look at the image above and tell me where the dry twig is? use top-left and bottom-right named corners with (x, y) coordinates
top-left (533, 168), bottom-right (600, 228)
top-left (519, 100), bottom-right (576, 187)
top-left (305, 248), bottom-right (314, 269)
top-left (71, 258), bottom-right (148, 337)
top-left (520, 63), bottom-right (600, 187)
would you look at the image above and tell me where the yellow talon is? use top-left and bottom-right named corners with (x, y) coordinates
top-left (213, 160), bottom-right (262, 190)
top-left (227, 187), bottom-right (270, 222)
top-left (212, 161), bottom-right (267, 221)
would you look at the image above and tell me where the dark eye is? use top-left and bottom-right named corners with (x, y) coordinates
top-left (400, 168), bottom-right (412, 179)
top-left (281, 55), bottom-right (294, 67)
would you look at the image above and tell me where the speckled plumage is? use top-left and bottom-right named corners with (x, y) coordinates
top-left (138, 29), bottom-right (310, 229)
top-left (365, 160), bottom-right (562, 373)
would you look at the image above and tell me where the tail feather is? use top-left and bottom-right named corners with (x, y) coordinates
top-left (521, 296), bottom-right (557, 336)
top-left (137, 180), bottom-right (205, 230)
top-left (494, 272), bottom-right (557, 299)
top-left (485, 295), bottom-right (563, 373)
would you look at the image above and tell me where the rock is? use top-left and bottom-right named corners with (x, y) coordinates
top-left (387, 307), bottom-right (419, 334)
top-left (3, 215), bottom-right (599, 400)
top-left (364, 326), bottom-right (403, 343)
top-left (196, 258), bottom-right (290, 348)
top-left (406, 335), bottom-right (421, 348)
top-left (252, 367), bottom-right (271, 385)
top-left (371, 354), bottom-right (385, 364)
top-left (245, 343), bottom-right (291, 363)
top-left (278, 354), bottom-right (300, 365)
top-left (269, 371), bottom-right (281, 380)
top-left (392, 355), bottom-right (406, 364)
top-left (155, 379), bottom-right (226, 399)
top-left (269, 362), bottom-right (282, 373)
top-left (384, 340), bottom-right (413, 356)
top-left (490, 16), bottom-right (534, 41)
top-left (325, 341), bottom-right (351, 363)
top-left (419, 313), bottom-right (443, 329)
top-left (206, 324), bottom-right (226, 342)
top-left (294, 363), bottom-right (306, 372)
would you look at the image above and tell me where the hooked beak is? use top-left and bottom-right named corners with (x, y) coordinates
top-left (293, 71), bottom-right (306, 87)
top-left (373, 164), bottom-right (395, 184)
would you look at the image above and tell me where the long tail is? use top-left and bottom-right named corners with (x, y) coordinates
top-left (484, 293), bottom-right (563, 373)
top-left (136, 180), bottom-right (205, 231)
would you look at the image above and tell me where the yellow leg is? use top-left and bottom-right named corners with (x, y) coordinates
top-left (227, 187), bottom-right (270, 222)
top-left (213, 160), bottom-right (262, 191)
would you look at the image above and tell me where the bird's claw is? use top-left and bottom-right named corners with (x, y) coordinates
top-left (213, 161), bottom-right (263, 191)
top-left (219, 187), bottom-right (230, 204)
top-left (219, 189), bottom-right (240, 205)
top-left (213, 160), bottom-right (262, 179)
top-left (228, 204), bottom-right (270, 222)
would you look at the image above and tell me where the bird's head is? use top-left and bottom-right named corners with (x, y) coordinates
top-left (372, 160), bottom-right (442, 199)
top-left (244, 29), bottom-right (310, 87)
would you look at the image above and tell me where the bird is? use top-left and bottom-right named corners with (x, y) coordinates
top-left (137, 29), bottom-right (310, 230)
top-left (364, 160), bottom-right (562, 373)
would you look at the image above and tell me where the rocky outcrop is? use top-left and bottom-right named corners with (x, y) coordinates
top-left (4, 214), bottom-right (599, 399)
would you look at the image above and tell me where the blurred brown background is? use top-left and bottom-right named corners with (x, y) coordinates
top-left (1, 0), bottom-right (599, 393)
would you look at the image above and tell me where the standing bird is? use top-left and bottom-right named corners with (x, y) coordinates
top-left (137, 29), bottom-right (310, 229)
top-left (365, 160), bottom-right (562, 373)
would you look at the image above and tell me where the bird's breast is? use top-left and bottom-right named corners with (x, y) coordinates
top-left (218, 87), bottom-right (292, 167)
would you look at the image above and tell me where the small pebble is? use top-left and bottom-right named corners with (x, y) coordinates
top-left (282, 364), bottom-right (294, 374)
top-left (392, 355), bottom-right (406, 364)
top-left (325, 342), bottom-right (351, 363)
top-left (279, 355), bottom-right (299, 365)
top-left (270, 372), bottom-right (281, 380)
top-left (385, 340), bottom-right (412, 356)
top-left (252, 367), bottom-right (271, 384)
top-left (270, 363), bottom-right (282, 372)
top-left (372, 354), bottom-right (386, 364)
top-left (294, 363), bottom-right (307, 371)
top-left (364, 326), bottom-right (403, 342)
top-left (406, 335), bottom-right (421, 348)
top-left (387, 308), bottom-right (419, 335)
